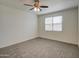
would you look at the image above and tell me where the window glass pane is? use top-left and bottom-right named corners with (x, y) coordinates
top-left (45, 24), bottom-right (53, 31)
top-left (45, 17), bottom-right (52, 24)
top-left (53, 16), bottom-right (62, 23)
top-left (53, 24), bottom-right (62, 31)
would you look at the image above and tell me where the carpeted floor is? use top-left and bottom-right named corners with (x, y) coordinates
top-left (0, 38), bottom-right (79, 58)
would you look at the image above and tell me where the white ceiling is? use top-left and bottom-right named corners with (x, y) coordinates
top-left (0, 0), bottom-right (79, 15)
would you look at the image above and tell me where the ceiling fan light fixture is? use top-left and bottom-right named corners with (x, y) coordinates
top-left (34, 7), bottom-right (40, 12)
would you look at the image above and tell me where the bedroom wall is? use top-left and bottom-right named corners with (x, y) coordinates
top-left (38, 8), bottom-right (78, 45)
top-left (0, 5), bottom-right (38, 48)
top-left (78, 5), bottom-right (79, 47)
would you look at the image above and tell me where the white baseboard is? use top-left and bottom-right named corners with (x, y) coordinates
top-left (0, 35), bottom-right (78, 48)
top-left (39, 36), bottom-right (78, 46)
top-left (0, 35), bottom-right (38, 48)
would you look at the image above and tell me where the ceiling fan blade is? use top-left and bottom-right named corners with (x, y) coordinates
top-left (24, 4), bottom-right (33, 6)
top-left (40, 6), bottom-right (48, 8)
top-left (34, 0), bottom-right (39, 2)
top-left (40, 9), bottom-right (42, 11)
top-left (30, 8), bottom-right (34, 10)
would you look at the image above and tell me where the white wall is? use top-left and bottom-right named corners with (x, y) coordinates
top-left (0, 5), bottom-right (38, 48)
top-left (78, 5), bottom-right (79, 46)
top-left (38, 8), bottom-right (78, 45)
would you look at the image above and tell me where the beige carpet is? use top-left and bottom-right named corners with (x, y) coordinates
top-left (0, 38), bottom-right (79, 58)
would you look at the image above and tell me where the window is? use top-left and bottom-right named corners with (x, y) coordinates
top-left (45, 17), bottom-right (53, 31)
top-left (45, 16), bottom-right (63, 31)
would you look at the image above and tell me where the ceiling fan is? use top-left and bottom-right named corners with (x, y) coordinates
top-left (24, 0), bottom-right (48, 12)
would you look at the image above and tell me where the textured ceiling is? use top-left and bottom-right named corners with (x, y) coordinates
top-left (0, 0), bottom-right (79, 15)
